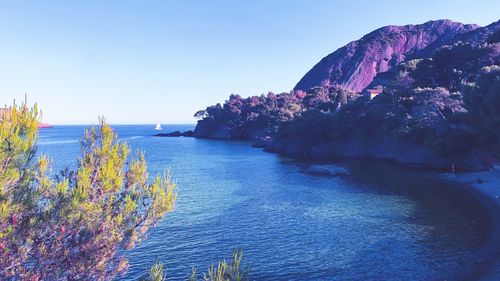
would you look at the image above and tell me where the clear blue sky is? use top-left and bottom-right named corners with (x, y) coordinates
top-left (0, 0), bottom-right (498, 124)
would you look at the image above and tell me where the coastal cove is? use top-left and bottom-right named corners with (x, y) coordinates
top-left (3, 3), bottom-right (500, 280)
top-left (39, 125), bottom-right (497, 280)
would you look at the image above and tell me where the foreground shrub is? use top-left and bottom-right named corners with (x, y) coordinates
top-left (141, 261), bottom-right (166, 281)
top-left (197, 249), bottom-right (248, 281)
top-left (0, 103), bottom-right (176, 280)
top-left (141, 249), bottom-right (249, 281)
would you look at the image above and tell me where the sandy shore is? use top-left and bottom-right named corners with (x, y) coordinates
top-left (439, 170), bottom-right (500, 280)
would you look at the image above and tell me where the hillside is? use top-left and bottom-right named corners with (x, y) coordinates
top-left (268, 20), bottom-right (500, 170)
top-left (294, 20), bottom-right (478, 92)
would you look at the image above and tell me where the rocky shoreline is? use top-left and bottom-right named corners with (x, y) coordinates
top-left (264, 135), bottom-right (494, 171)
top-left (156, 129), bottom-right (494, 172)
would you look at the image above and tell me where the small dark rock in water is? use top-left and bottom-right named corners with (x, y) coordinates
top-left (154, 130), bottom-right (194, 137)
top-left (158, 131), bottom-right (182, 137)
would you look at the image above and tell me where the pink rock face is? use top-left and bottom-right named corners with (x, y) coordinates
top-left (294, 20), bottom-right (479, 92)
top-left (37, 122), bottom-right (53, 128)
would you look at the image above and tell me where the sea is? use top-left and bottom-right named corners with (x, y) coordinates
top-left (37, 125), bottom-right (493, 280)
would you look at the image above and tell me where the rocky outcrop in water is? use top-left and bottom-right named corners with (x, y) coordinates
top-left (154, 130), bottom-right (194, 137)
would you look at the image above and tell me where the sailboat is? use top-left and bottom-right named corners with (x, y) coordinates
top-left (155, 122), bottom-right (162, 130)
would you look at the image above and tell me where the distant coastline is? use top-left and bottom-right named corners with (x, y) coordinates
top-left (1, 107), bottom-right (53, 128)
top-left (37, 121), bottom-right (53, 128)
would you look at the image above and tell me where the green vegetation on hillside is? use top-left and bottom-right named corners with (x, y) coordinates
top-left (194, 86), bottom-right (359, 139)
top-left (275, 25), bottom-right (500, 165)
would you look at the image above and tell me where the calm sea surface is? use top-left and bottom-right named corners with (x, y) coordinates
top-left (37, 125), bottom-right (492, 280)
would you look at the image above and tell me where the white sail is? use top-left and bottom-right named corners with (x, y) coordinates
top-left (155, 123), bottom-right (162, 130)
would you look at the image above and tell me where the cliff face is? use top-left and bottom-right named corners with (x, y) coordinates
top-left (294, 20), bottom-right (478, 92)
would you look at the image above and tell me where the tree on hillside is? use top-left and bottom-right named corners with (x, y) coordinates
top-left (0, 103), bottom-right (176, 280)
top-left (465, 66), bottom-right (500, 154)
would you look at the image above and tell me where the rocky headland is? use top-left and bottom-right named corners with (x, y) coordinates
top-left (191, 19), bottom-right (500, 171)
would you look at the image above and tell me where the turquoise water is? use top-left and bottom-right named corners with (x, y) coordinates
top-left (38, 125), bottom-right (492, 280)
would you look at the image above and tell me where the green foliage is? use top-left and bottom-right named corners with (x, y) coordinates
top-left (195, 86), bottom-right (359, 139)
top-left (0, 103), bottom-right (176, 280)
top-left (464, 66), bottom-right (500, 155)
top-left (140, 261), bottom-right (166, 281)
top-left (194, 110), bottom-right (208, 120)
top-left (0, 103), bottom-right (39, 221)
top-left (201, 249), bottom-right (247, 281)
top-left (148, 249), bottom-right (249, 281)
top-left (487, 29), bottom-right (500, 44)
